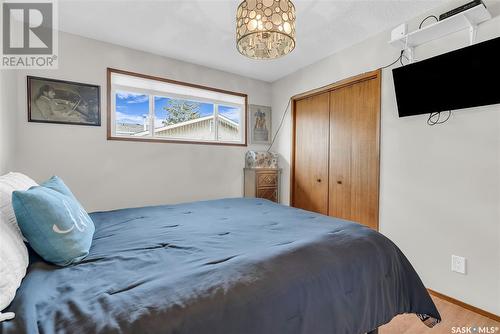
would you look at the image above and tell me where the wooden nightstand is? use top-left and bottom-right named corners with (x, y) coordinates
top-left (244, 168), bottom-right (281, 203)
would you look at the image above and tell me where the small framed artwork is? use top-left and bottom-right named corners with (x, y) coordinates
top-left (249, 104), bottom-right (272, 145)
top-left (27, 76), bottom-right (101, 126)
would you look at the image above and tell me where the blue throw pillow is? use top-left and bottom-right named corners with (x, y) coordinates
top-left (12, 176), bottom-right (95, 266)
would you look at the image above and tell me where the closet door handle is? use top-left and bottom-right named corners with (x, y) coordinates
top-left (317, 178), bottom-right (322, 183)
top-left (337, 180), bottom-right (342, 185)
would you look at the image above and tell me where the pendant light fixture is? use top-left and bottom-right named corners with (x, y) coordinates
top-left (236, 0), bottom-right (296, 59)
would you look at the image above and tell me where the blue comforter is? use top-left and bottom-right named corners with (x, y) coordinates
top-left (2, 198), bottom-right (440, 334)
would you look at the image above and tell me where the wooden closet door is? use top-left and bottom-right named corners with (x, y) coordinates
top-left (292, 92), bottom-right (330, 215)
top-left (328, 77), bottom-right (380, 229)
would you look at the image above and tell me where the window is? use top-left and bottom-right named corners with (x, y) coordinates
top-left (108, 68), bottom-right (247, 145)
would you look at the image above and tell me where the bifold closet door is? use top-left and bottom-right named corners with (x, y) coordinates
top-left (328, 77), bottom-right (380, 230)
top-left (292, 92), bottom-right (330, 215)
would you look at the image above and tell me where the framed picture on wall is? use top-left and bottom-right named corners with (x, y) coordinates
top-left (249, 104), bottom-right (272, 145)
top-left (27, 76), bottom-right (101, 126)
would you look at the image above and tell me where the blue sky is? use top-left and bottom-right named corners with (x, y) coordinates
top-left (219, 105), bottom-right (240, 123)
top-left (115, 91), bottom-right (240, 127)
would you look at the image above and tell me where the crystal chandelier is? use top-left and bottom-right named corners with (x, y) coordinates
top-left (236, 0), bottom-right (296, 60)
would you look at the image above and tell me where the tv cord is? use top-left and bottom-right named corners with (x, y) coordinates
top-left (419, 15), bottom-right (439, 29)
top-left (427, 110), bottom-right (452, 125)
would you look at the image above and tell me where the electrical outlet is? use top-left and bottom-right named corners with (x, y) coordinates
top-left (451, 255), bottom-right (466, 274)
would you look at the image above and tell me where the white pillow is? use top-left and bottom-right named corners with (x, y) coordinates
top-left (0, 213), bottom-right (29, 320)
top-left (0, 172), bottom-right (38, 239)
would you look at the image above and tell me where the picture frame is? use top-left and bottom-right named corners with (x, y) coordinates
top-left (249, 104), bottom-right (272, 145)
top-left (27, 76), bottom-right (101, 126)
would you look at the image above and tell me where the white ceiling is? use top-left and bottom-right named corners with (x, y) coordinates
top-left (59, 0), bottom-right (446, 82)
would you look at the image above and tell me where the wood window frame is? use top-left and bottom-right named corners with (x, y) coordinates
top-left (106, 68), bottom-right (248, 146)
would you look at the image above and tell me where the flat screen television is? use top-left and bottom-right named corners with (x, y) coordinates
top-left (392, 36), bottom-right (500, 118)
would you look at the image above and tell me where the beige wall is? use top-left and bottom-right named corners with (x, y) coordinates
top-left (0, 71), bottom-right (17, 174)
top-left (270, 2), bottom-right (500, 315)
top-left (11, 32), bottom-right (271, 212)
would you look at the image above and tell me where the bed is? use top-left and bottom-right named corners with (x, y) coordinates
top-left (1, 198), bottom-right (440, 334)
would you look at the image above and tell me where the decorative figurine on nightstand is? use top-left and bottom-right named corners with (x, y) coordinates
top-left (245, 151), bottom-right (279, 169)
top-left (244, 151), bottom-right (281, 203)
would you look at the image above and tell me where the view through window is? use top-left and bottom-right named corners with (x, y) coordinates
top-left (108, 69), bottom-right (247, 145)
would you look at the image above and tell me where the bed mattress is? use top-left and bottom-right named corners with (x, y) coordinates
top-left (1, 198), bottom-right (440, 334)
